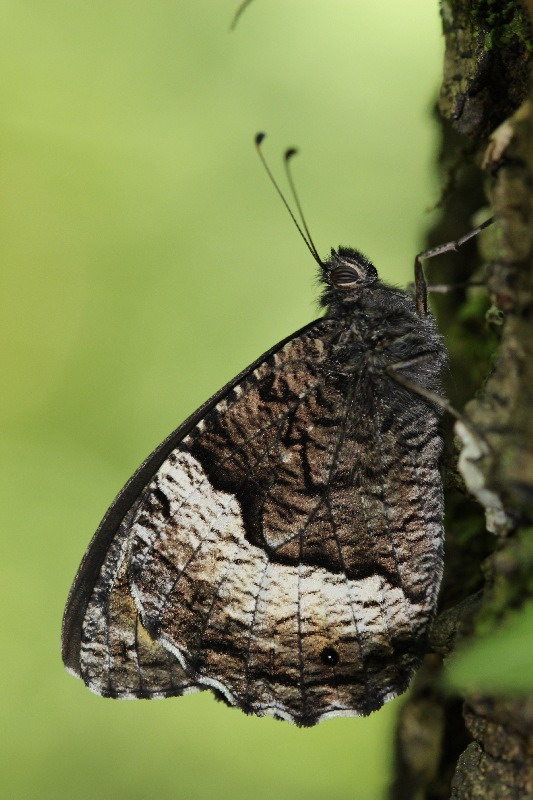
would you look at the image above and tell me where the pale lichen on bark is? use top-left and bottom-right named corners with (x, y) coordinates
top-left (390, 2), bottom-right (533, 798)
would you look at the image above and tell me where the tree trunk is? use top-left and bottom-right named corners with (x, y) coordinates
top-left (389, 2), bottom-right (533, 798)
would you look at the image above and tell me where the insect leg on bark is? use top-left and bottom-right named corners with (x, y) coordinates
top-left (415, 217), bottom-right (494, 316)
top-left (386, 358), bottom-right (491, 455)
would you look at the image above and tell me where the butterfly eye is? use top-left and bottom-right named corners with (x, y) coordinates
top-left (330, 265), bottom-right (360, 287)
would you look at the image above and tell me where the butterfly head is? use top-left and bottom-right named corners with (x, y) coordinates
top-left (321, 247), bottom-right (379, 303)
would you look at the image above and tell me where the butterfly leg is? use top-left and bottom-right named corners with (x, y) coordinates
top-left (427, 279), bottom-right (486, 295)
top-left (386, 358), bottom-right (491, 455)
top-left (414, 217), bottom-right (494, 316)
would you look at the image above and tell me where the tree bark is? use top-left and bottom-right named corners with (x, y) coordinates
top-left (390, 2), bottom-right (533, 798)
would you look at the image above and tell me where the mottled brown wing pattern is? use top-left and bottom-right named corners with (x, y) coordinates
top-left (77, 500), bottom-right (202, 699)
top-left (106, 321), bottom-right (444, 725)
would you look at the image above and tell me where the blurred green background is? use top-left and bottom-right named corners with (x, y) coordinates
top-left (1, 2), bottom-right (443, 798)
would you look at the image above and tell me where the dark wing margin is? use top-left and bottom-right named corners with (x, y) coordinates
top-left (61, 319), bottom-right (323, 676)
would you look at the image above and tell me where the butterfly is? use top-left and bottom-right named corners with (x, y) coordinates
top-left (62, 134), bottom-right (457, 726)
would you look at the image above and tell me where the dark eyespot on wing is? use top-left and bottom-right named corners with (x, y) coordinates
top-left (320, 646), bottom-right (339, 666)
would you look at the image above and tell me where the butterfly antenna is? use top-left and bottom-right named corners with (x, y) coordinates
top-left (255, 133), bottom-right (323, 266)
top-left (284, 147), bottom-right (322, 265)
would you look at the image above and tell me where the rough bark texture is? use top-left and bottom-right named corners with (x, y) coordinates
top-left (390, 2), bottom-right (533, 798)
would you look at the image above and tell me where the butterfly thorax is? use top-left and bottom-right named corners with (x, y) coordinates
top-left (323, 274), bottom-right (446, 392)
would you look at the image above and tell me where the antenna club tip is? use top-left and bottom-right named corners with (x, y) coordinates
top-left (255, 132), bottom-right (266, 147)
top-left (285, 147), bottom-right (298, 160)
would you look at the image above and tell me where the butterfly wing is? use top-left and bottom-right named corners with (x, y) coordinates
top-left (63, 316), bottom-right (444, 723)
